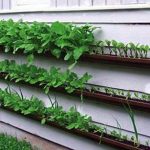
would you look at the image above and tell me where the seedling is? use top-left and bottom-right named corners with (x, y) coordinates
top-left (92, 40), bottom-right (150, 59)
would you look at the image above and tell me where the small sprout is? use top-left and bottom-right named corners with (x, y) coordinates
top-left (116, 90), bottom-right (120, 95)
top-left (105, 40), bottom-right (112, 54)
top-left (117, 42), bottom-right (125, 57)
top-left (141, 94), bottom-right (147, 101)
top-left (131, 136), bottom-right (135, 141)
top-left (124, 44), bottom-right (129, 57)
top-left (122, 135), bottom-right (128, 141)
top-left (97, 41), bottom-right (105, 54)
top-left (112, 89), bottom-right (117, 96)
top-left (144, 45), bottom-right (149, 58)
top-left (96, 87), bottom-right (102, 93)
top-left (91, 86), bottom-right (96, 93)
top-left (121, 90), bottom-right (125, 96)
top-left (126, 91), bottom-right (131, 100)
top-left (134, 92), bottom-right (139, 99)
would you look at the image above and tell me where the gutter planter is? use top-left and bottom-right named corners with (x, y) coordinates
top-left (81, 54), bottom-right (150, 68)
top-left (0, 20), bottom-right (149, 68)
top-left (0, 72), bottom-right (150, 112)
top-left (74, 89), bottom-right (150, 112)
top-left (52, 86), bottom-right (150, 112)
top-left (31, 52), bottom-right (150, 68)
top-left (0, 46), bottom-right (150, 68)
top-left (1, 106), bottom-right (149, 150)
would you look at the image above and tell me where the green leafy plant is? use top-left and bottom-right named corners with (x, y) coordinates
top-left (87, 84), bottom-right (150, 102)
top-left (0, 134), bottom-right (33, 150)
top-left (0, 86), bottom-right (146, 147)
top-left (0, 19), bottom-right (95, 66)
top-left (0, 19), bottom-right (149, 64)
top-left (92, 40), bottom-right (150, 58)
top-left (0, 60), bottom-right (92, 94)
top-left (0, 59), bottom-right (149, 102)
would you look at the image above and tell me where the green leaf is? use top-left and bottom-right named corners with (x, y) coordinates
top-left (51, 22), bottom-right (66, 35)
top-left (66, 123), bottom-right (76, 129)
top-left (64, 51), bottom-right (72, 60)
top-left (55, 38), bottom-right (74, 49)
top-left (73, 46), bottom-right (87, 60)
top-left (27, 54), bottom-right (34, 66)
top-left (112, 40), bottom-right (118, 47)
top-left (41, 118), bottom-right (46, 125)
top-left (51, 49), bottom-right (61, 59)
top-left (45, 87), bottom-right (50, 94)
top-left (68, 61), bottom-right (77, 70)
top-left (4, 47), bottom-right (10, 53)
top-left (15, 78), bottom-right (22, 83)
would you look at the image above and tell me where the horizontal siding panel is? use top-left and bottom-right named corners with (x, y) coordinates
top-left (1, 10), bottom-right (150, 23)
top-left (56, 0), bottom-right (68, 7)
top-left (138, 0), bottom-right (150, 3)
top-left (15, 0), bottom-right (50, 5)
top-left (11, 0), bottom-right (51, 10)
top-left (106, 0), bottom-right (121, 5)
top-left (68, 0), bottom-right (79, 7)
top-left (94, 24), bottom-right (150, 45)
top-left (121, 0), bottom-right (138, 4)
top-left (93, 0), bottom-right (106, 6)
top-left (79, 0), bottom-right (92, 6)
top-left (49, 0), bottom-right (56, 8)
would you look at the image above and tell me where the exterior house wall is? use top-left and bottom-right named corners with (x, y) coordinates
top-left (0, 1), bottom-right (150, 150)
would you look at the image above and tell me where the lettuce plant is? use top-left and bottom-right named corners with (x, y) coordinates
top-left (0, 86), bottom-right (145, 147)
top-left (0, 60), bottom-right (92, 94)
top-left (0, 19), bottom-right (95, 66)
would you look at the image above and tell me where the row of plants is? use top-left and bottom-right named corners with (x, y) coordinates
top-left (91, 40), bottom-right (150, 58)
top-left (0, 19), bottom-right (95, 66)
top-left (0, 19), bottom-right (149, 68)
top-left (86, 84), bottom-right (150, 102)
top-left (0, 60), bottom-right (150, 105)
top-left (0, 59), bottom-right (149, 103)
top-left (0, 60), bottom-right (91, 94)
top-left (0, 133), bottom-right (33, 150)
top-left (0, 86), bottom-right (149, 149)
